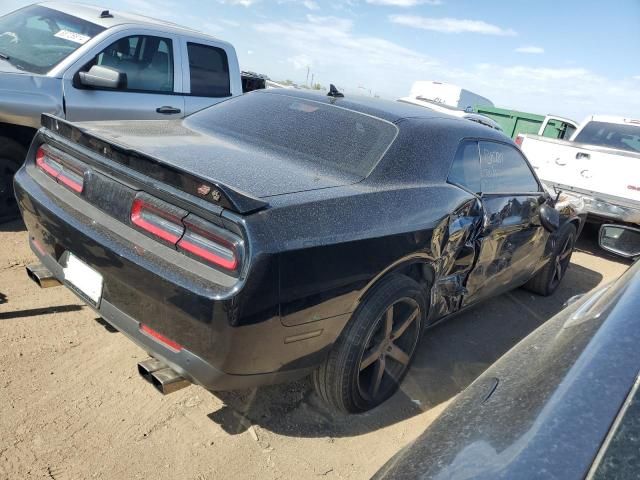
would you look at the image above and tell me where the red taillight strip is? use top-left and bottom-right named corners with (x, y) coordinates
top-left (35, 145), bottom-right (85, 194)
top-left (130, 198), bottom-right (184, 244)
top-left (140, 324), bottom-right (183, 352)
top-left (36, 148), bottom-right (63, 178)
top-left (177, 231), bottom-right (238, 270)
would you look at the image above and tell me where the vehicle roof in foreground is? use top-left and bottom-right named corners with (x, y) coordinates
top-left (374, 258), bottom-right (640, 479)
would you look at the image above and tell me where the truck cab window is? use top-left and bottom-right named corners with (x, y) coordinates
top-left (187, 42), bottom-right (230, 97)
top-left (479, 141), bottom-right (540, 193)
top-left (88, 35), bottom-right (174, 93)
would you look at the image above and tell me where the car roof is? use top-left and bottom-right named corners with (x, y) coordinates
top-left (38, 2), bottom-right (215, 38)
top-left (258, 89), bottom-right (511, 143)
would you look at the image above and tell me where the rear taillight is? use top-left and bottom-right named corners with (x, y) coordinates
top-left (515, 135), bottom-right (524, 147)
top-left (130, 195), bottom-right (186, 245)
top-left (177, 216), bottom-right (241, 271)
top-left (35, 145), bottom-right (86, 193)
top-left (129, 194), bottom-right (243, 273)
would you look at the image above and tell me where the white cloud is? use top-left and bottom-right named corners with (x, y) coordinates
top-left (515, 46), bottom-right (545, 54)
top-left (389, 15), bottom-right (517, 35)
top-left (303, 0), bottom-right (320, 9)
top-left (243, 14), bottom-right (639, 120)
top-left (218, 0), bottom-right (256, 6)
top-left (367, 0), bottom-right (442, 6)
top-left (633, 75), bottom-right (640, 80)
top-left (253, 14), bottom-right (438, 92)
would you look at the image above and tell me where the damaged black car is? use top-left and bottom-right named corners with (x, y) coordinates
top-left (14, 90), bottom-right (583, 413)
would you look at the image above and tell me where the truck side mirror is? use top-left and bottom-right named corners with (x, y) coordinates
top-left (78, 65), bottom-right (127, 90)
top-left (599, 224), bottom-right (640, 258)
top-left (539, 203), bottom-right (560, 233)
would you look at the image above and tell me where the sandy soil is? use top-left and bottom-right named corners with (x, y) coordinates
top-left (0, 220), bottom-right (631, 480)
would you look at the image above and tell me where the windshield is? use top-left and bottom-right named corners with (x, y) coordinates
top-left (185, 92), bottom-right (398, 178)
top-left (0, 5), bottom-right (104, 74)
top-left (573, 121), bottom-right (640, 154)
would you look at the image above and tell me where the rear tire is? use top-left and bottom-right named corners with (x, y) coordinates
top-left (524, 223), bottom-right (577, 296)
top-left (0, 137), bottom-right (26, 223)
top-left (313, 274), bottom-right (427, 414)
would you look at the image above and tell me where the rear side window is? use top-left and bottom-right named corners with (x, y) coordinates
top-left (479, 141), bottom-right (540, 193)
top-left (448, 141), bottom-right (481, 193)
top-left (187, 43), bottom-right (230, 97)
top-left (91, 35), bottom-right (174, 92)
top-left (185, 92), bottom-right (397, 178)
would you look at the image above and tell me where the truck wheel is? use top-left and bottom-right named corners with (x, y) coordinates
top-left (524, 223), bottom-right (577, 296)
top-left (0, 137), bottom-right (26, 222)
top-left (313, 274), bottom-right (427, 414)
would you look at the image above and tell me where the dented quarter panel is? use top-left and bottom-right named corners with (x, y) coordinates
top-left (0, 73), bottom-right (63, 128)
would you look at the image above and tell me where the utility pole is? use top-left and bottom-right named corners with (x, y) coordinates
top-left (311, 73), bottom-right (314, 88)
top-left (306, 66), bottom-right (310, 87)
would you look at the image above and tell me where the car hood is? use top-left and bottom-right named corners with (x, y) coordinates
top-left (77, 119), bottom-right (362, 199)
top-left (0, 58), bottom-right (24, 74)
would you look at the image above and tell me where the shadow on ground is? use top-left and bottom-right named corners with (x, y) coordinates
top-left (0, 218), bottom-right (25, 233)
top-left (208, 236), bottom-right (611, 438)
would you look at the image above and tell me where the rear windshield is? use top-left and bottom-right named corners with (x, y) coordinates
top-left (0, 5), bottom-right (105, 74)
top-left (574, 121), bottom-right (640, 154)
top-left (184, 92), bottom-right (398, 178)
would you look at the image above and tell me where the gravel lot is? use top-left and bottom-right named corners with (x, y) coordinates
top-left (0, 220), bottom-right (631, 479)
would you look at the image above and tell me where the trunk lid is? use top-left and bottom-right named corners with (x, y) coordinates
top-left (76, 119), bottom-right (362, 199)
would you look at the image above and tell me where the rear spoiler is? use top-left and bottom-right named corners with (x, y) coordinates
top-left (40, 114), bottom-right (269, 215)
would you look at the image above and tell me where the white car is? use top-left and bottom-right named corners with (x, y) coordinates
top-left (519, 115), bottom-right (640, 225)
top-left (398, 96), bottom-right (504, 132)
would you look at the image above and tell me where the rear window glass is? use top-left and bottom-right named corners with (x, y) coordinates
top-left (187, 43), bottom-right (230, 97)
top-left (574, 121), bottom-right (640, 153)
top-left (184, 92), bottom-right (398, 178)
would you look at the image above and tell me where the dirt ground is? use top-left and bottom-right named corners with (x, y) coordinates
top-left (0, 220), bottom-right (631, 480)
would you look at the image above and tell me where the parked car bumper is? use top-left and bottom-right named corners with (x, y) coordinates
top-left (544, 182), bottom-right (640, 225)
top-left (14, 166), bottom-right (328, 391)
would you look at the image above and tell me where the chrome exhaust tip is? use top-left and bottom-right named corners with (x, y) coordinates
top-left (137, 358), bottom-right (167, 382)
top-left (26, 263), bottom-right (62, 288)
top-left (150, 367), bottom-right (190, 395)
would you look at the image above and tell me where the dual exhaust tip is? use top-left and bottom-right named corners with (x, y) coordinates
top-left (137, 358), bottom-right (190, 395)
top-left (26, 264), bottom-right (190, 395)
top-left (26, 263), bottom-right (62, 288)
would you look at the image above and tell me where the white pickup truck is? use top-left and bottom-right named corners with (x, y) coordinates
top-left (519, 115), bottom-right (640, 225)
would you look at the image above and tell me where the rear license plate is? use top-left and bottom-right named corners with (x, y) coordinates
top-left (62, 252), bottom-right (103, 304)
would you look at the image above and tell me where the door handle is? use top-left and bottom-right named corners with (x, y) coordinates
top-left (576, 152), bottom-right (590, 160)
top-left (156, 106), bottom-right (181, 115)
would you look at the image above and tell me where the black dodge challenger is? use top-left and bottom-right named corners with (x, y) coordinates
top-left (14, 90), bottom-right (582, 413)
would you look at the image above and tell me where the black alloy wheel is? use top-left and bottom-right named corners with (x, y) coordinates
top-left (313, 274), bottom-right (427, 413)
top-left (549, 231), bottom-right (575, 291)
top-left (524, 223), bottom-right (577, 296)
top-left (358, 298), bottom-right (421, 402)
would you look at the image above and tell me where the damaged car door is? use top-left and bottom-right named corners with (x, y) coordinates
top-left (449, 140), bottom-right (548, 306)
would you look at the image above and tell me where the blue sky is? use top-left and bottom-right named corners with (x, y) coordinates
top-left (2, 0), bottom-right (640, 120)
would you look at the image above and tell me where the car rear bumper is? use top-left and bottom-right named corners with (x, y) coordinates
top-left (14, 165), bottom-right (339, 391)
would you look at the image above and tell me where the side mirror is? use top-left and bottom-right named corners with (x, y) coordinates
top-left (599, 224), bottom-right (640, 258)
top-left (78, 65), bottom-right (127, 90)
top-left (539, 203), bottom-right (560, 233)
